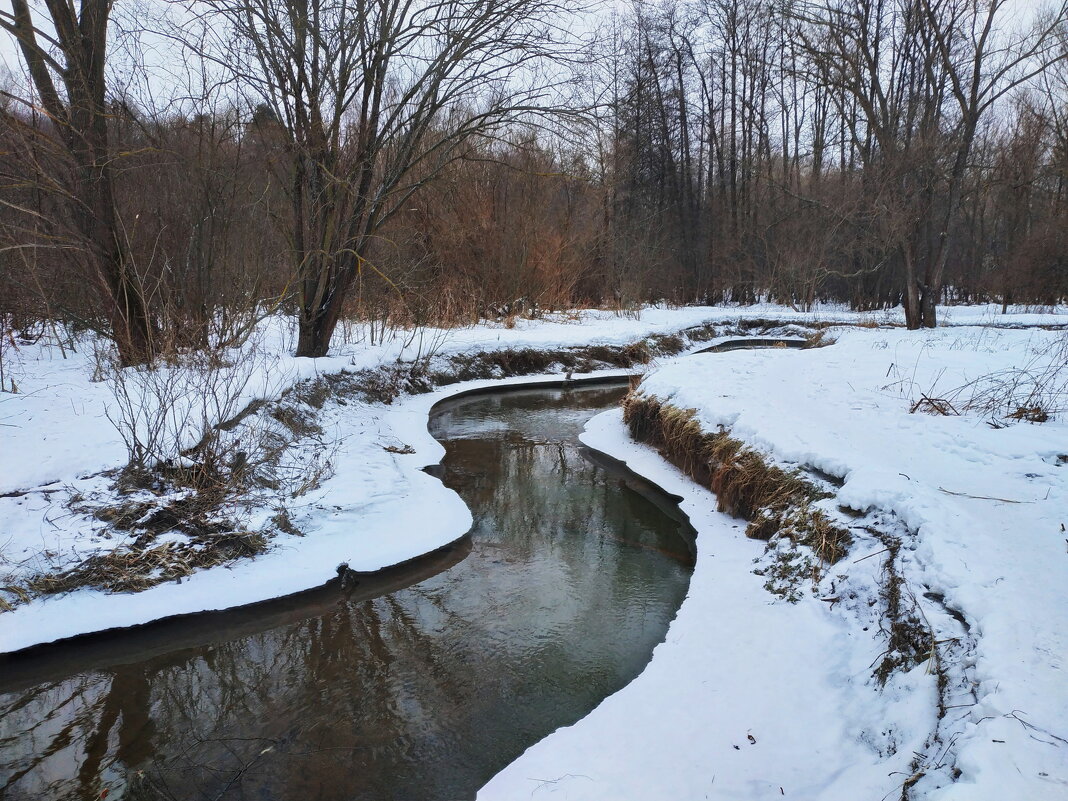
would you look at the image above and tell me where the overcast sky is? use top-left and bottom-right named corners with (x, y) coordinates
top-left (0, 0), bottom-right (1058, 111)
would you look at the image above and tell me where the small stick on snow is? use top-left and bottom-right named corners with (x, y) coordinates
top-left (853, 548), bottom-right (891, 563)
top-left (938, 487), bottom-right (1026, 504)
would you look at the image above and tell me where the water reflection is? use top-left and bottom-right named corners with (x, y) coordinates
top-left (0, 383), bottom-right (694, 800)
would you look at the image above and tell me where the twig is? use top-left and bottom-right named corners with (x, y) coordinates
top-left (853, 547), bottom-right (891, 563)
top-left (938, 487), bottom-right (1026, 503)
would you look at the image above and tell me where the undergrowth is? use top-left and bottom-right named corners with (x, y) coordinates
top-left (23, 533), bottom-right (267, 598)
top-left (871, 532), bottom-right (935, 686)
top-left (622, 393), bottom-right (851, 594)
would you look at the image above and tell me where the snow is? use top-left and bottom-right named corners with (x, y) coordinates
top-left (480, 324), bottom-right (1068, 800)
top-left (0, 305), bottom-right (726, 651)
top-left (2, 305), bottom-right (1066, 799)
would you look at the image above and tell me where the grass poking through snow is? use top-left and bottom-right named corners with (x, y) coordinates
top-left (622, 392), bottom-right (851, 591)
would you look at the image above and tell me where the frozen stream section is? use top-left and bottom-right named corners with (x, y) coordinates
top-left (482, 323), bottom-right (1068, 801)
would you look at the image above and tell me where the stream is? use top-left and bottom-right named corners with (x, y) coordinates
top-left (0, 382), bottom-right (696, 801)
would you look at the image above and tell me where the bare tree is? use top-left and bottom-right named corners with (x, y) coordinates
top-left (1, 0), bottom-right (156, 364)
top-left (917, 0), bottom-right (1068, 325)
top-left (187, 0), bottom-right (577, 356)
top-left (794, 0), bottom-right (1068, 327)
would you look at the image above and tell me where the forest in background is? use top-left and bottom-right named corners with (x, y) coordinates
top-left (1, 0), bottom-right (1067, 364)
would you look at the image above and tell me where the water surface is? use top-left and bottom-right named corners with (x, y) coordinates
top-left (0, 383), bottom-right (694, 800)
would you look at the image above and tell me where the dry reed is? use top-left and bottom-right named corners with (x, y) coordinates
top-left (622, 393), bottom-right (851, 565)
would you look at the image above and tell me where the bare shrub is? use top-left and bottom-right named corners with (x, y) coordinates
top-left (909, 396), bottom-right (960, 416)
top-left (947, 333), bottom-right (1068, 424)
top-left (802, 330), bottom-right (837, 349)
top-left (102, 338), bottom-right (290, 492)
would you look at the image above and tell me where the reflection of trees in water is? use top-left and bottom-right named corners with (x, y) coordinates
top-left (0, 668), bottom-right (151, 800)
top-left (0, 594), bottom-right (469, 800)
top-left (0, 386), bottom-right (690, 800)
top-left (449, 433), bottom-right (689, 569)
top-left (136, 594), bottom-right (471, 800)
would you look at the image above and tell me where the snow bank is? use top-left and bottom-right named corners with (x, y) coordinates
top-left (0, 305), bottom-right (730, 651)
top-left (481, 410), bottom-right (936, 800)
top-left (481, 325), bottom-right (1068, 800)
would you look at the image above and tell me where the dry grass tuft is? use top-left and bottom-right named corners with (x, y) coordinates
top-left (622, 393), bottom-right (850, 568)
top-left (23, 532), bottom-right (267, 597)
top-left (442, 339), bottom-right (665, 386)
top-left (909, 395), bottom-right (960, 416)
top-left (646, 333), bottom-right (687, 355)
top-left (802, 329), bottom-right (837, 348)
top-left (1005, 405), bottom-right (1049, 423)
top-left (872, 533), bottom-right (934, 686)
top-left (271, 404), bottom-right (324, 436)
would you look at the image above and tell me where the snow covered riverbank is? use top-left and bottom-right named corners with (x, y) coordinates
top-left (2, 304), bottom-right (1066, 799)
top-left (1, 304), bottom-right (805, 652)
top-left (481, 323), bottom-right (1068, 800)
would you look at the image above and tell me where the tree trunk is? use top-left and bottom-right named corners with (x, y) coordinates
top-left (919, 283), bottom-right (937, 328)
top-left (296, 249), bottom-right (361, 358)
top-left (902, 249), bottom-right (921, 330)
top-left (8, 0), bottom-right (155, 366)
top-left (296, 290), bottom-right (350, 358)
top-left (296, 316), bottom-right (332, 358)
top-left (78, 152), bottom-right (154, 365)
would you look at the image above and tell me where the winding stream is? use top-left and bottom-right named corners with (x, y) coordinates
top-left (0, 382), bottom-right (695, 801)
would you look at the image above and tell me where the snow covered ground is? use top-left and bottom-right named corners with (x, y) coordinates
top-left (2, 303), bottom-right (1066, 800)
top-left (0, 303), bottom-right (793, 651)
top-left (480, 322), bottom-right (1068, 800)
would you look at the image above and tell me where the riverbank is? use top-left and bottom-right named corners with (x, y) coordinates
top-left (480, 323), bottom-right (1068, 800)
top-left (1, 304), bottom-right (838, 651)
top-left (0, 382), bottom-right (696, 801)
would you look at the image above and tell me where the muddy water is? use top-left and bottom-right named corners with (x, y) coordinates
top-left (0, 383), bottom-right (694, 801)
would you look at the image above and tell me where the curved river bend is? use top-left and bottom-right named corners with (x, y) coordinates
top-left (0, 382), bottom-right (695, 800)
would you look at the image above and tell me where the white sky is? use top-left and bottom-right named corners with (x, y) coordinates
top-left (0, 0), bottom-right (1057, 110)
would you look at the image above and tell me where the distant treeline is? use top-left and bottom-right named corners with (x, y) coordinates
top-left (1, 0), bottom-right (1066, 361)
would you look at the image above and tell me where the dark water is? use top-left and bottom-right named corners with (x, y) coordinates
top-left (0, 383), bottom-right (694, 801)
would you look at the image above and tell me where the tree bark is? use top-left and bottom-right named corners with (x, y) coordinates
top-left (902, 249), bottom-right (921, 330)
